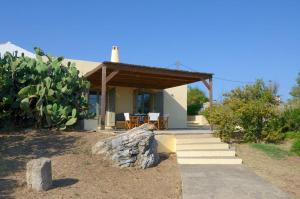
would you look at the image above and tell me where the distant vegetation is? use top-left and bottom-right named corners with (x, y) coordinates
top-left (0, 48), bottom-right (92, 130)
top-left (204, 74), bottom-right (300, 144)
top-left (187, 86), bottom-right (208, 115)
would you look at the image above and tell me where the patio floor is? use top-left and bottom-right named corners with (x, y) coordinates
top-left (155, 127), bottom-right (213, 135)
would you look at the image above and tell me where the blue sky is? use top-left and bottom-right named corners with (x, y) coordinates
top-left (1, 0), bottom-right (299, 101)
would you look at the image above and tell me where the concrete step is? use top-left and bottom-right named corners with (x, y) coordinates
top-left (175, 133), bottom-right (214, 139)
top-left (187, 123), bottom-right (202, 126)
top-left (187, 121), bottom-right (198, 123)
top-left (176, 143), bottom-right (229, 150)
top-left (176, 149), bottom-right (236, 157)
top-left (177, 157), bottom-right (242, 165)
top-left (186, 125), bottom-right (204, 129)
top-left (176, 137), bottom-right (221, 144)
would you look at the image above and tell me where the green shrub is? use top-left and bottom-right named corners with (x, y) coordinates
top-left (187, 104), bottom-right (202, 115)
top-left (206, 80), bottom-right (283, 143)
top-left (203, 104), bottom-right (240, 142)
top-left (285, 131), bottom-right (300, 140)
top-left (187, 86), bottom-right (207, 115)
top-left (281, 107), bottom-right (300, 132)
top-left (291, 139), bottom-right (300, 156)
top-left (0, 48), bottom-right (92, 130)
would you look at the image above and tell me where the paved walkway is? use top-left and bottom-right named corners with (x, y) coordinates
top-left (180, 165), bottom-right (290, 199)
top-left (156, 129), bottom-right (212, 135)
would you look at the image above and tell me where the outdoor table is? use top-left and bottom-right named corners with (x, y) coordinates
top-left (132, 113), bottom-right (147, 125)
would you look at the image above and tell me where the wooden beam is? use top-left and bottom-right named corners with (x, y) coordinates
top-left (90, 77), bottom-right (192, 90)
top-left (108, 77), bottom-right (192, 85)
top-left (88, 71), bottom-right (200, 83)
top-left (106, 81), bottom-right (181, 89)
top-left (202, 79), bottom-right (210, 90)
top-left (209, 77), bottom-right (213, 131)
top-left (115, 72), bottom-right (201, 82)
top-left (89, 77), bottom-right (193, 88)
top-left (103, 62), bottom-right (213, 79)
top-left (84, 64), bottom-right (103, 78)
top-left (99, 66), bottom-right (107, 130)
top-left (106, 70), bottom-right (119, 83)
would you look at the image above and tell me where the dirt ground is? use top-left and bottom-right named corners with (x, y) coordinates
top-left (237, 143), bottom-right (300, 199)
top-left (0, 130), bottom-right (181, 199)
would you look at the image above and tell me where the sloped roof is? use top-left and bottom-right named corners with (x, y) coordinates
top-left (64, 58), bottom-right (101, 76)
top-left (85, 61), bottom-right (213, 89)
top-left (0, 41), bottom-right (35, 58)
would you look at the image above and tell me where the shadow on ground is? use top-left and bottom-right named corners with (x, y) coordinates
top-left (52, 178), bottom-right (79, 189)
top-left (158, 153), bottom-right (170, 163)
top-left (0, 179), bottom-right (18, 199)
top-left (0, 130), bottom-right (79, 197)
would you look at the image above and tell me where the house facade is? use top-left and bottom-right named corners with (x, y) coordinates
top-left (67, 57), bottom-right (191, 130)
top-left (0, 42), bottom-right (213, 130)
top-left (85, 84), bottom-right (187, 130)
top-left (70, 46), bottom-right (213, 130)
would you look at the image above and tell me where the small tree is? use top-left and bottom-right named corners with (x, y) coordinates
top-left (205, 80), bottom-right (282, 143)
top-left (289, 72), bottom-right (300, 107)
top-left (187, 86), bottom-right (208, 115)
top-left (281, 72), bottom-right (300, 133)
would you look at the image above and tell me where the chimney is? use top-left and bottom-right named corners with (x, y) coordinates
top-left (111, 46), bottom-right (120, 62)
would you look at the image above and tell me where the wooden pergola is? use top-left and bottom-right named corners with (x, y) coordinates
top-left (84, 61), bottom-right (213, 130)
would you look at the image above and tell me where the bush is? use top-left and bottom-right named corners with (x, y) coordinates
top-left (205, 80), bottom-right (283, 143)
top-left (291, 139), bottom-right (300, 156)
top-left (285, 131), bottom-right (300, 140)
top-left (203, 104), bottom-right (239, 142)
top-left (281, 107), bottom-right (300, 133)
top-left (0, 48), bottom-right (92, 130)
top-left (187, 86), bottom-right (207, 115)
top-left (187, 104), bottom-right (202, 115)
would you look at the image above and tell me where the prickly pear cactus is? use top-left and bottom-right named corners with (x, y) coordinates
top-left (0, 48), bottom-right (93, 130)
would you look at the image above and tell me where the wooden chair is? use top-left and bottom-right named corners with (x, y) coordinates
top-left (159, 113), bottom-right (169, 130)
top-left (124, 113), bottom-right (139, 129)
top-left (143, 115), bottom-right (149, 124)
top-left (147, 113), bottom-right (160, 129)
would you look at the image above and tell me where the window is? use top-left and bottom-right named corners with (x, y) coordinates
top-left (136, 92), bottom-right (152, 113)
top-left (89, 92), bottom-right (99, 116)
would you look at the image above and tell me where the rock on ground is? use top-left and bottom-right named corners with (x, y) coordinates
top-left (26, 158), bottom-right (52, 191)
top-left (92, 124), bottom-right (160, 169)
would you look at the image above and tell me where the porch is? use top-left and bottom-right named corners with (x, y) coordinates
top-left (83, 61), bottom-right (213, 131)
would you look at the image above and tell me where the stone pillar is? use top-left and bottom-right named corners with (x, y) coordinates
top-left (26, 158), bottom-right (52, 191)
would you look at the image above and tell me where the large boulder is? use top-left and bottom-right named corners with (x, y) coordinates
top-left (26, 158), bottom-right (52, 191)
top-left (92, 124), bottom-right (159, 169)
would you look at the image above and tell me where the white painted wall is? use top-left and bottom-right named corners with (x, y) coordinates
top-left (115, 86), bottom-right (134, 113)
top-left (163, 85), bottom-right (187, 129)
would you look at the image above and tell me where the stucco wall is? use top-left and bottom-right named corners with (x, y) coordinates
top-left (163, 85), bottom-right (187, 129)
top-left (155, 134), bottom-right (176, 153)
top-left (115, 86), bottom-right (134, 114)
top-left (114, 85), bottom-right (187, 129)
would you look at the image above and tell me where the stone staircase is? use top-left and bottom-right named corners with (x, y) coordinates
top-left (176, 134), bottom-right (242, 165)
top-left (186, 121), bottom-right (205, 129)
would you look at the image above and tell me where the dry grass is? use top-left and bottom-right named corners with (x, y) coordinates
top-left (237, 143), bottom-right (300, 199)
top-left (0, 130), bottom-right (181, 199)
